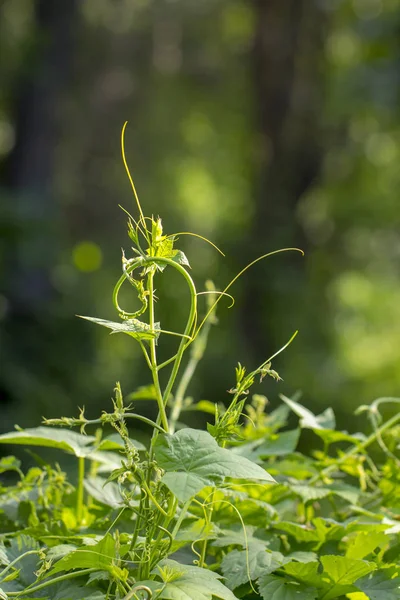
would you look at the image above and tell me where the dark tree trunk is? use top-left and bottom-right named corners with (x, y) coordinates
top-left (4, 0), bottom-right (78, 308)
top-left (242, 0), bottom-right (328, 362)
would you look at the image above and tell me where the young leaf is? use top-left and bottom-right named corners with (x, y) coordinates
top-left (79, 316), bottom-right (160, 341)
top-left (258, 574), bottom-right (318, 600)
top-left (154, 428), bottom-right (275, 502)
top-left (141, 559), bottom-right (238, 600)
top-left (0, 427), bottom-right (95, 458)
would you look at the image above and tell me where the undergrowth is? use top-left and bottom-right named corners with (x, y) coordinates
top-left (0, 123), bottom-right (399, 600)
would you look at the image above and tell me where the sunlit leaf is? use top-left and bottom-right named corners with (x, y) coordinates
top-left (79, 316), bottom-right (160, 341)
top-left (154, 428), bottom-right (275, 502)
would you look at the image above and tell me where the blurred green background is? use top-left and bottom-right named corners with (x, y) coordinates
top-left (1, 0), bottom-right (399, 433)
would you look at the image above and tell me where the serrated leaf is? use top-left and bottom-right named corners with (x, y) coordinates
top-left (154, 428), bottom-right (275, 502)
top-left (258, 574), bottom-right (318, 600)
top-left (221, 545), bottom-right (285, 589)
top-left (79, 316), bottom-right (160, 341)
top-left (280, 396), bottom-right (335, 430)
top-left (0, 427), bottom-right (95, 458)
top-left (356, 569), bottom-right (400, 600)
top-left (47, 534), bottom-right (116, 576)
top-left (140, 559), bottom-right (238, 600)
top-left (319, 555), bottom-right (376, 600)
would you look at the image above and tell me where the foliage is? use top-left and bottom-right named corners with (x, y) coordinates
top-left (0, 131), bottom-right (399, 599)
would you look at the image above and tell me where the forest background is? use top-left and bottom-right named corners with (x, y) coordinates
top-left (1, 0), bottom-right (399, 435)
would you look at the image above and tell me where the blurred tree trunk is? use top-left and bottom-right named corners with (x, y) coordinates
top-left (5, 0), bottom-right (78, 308)
top-left (242, 0), bottom-right (328, 362)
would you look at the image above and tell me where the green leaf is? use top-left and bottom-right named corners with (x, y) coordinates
top-left (0, 456), bottom-right (22, 475)
top-left (283, 562), bottom-right (321, 588)
top-left (314, 429), bottom-right (366, 446)
top-left (3, 535), bottom-right (40, 587)
top-left (141, 559), bottom-right (238, 600)
top-left (172, 249), bottom-right (190, 268)
top-left (174, 519), bottom-right (218, 544)
top-left (289, 483), bottom-right (360, 505)
top-left (47, 581), bottom-right (106, 600)
top-left (47, 534), bottom-right (116, 576)
top-left (0, 427), bottom-right (95, 458)
top-left (127, 384), bottom-right (158, 401)
top-left (154, 428), bottom-right (275, 502)
top-left (274, 523), bottom-right (320, 543)
top-left (235, 430), bottom-right (300, 462)
top-left (96, 433), bottom-right (145, 452)
top-left (345, 531), bottom-right (389, 560)
top-left (258, 575), bottom-right (318, 600)
top-left (319, 555), bottom-right (376, 600)
top-left (221, 545), bottom-right (285, 589)
top-left (83, 477), bottom-right (125, 508)
top-left (280, 396), bottom-right (335, 430)
top-left (79, 316), bottom-right (160, 341)
top-left (356, 569), bottom-right (400, 600)
top-left (290, 485), bottom-right (332, 503)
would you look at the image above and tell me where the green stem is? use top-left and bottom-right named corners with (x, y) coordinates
top-left (76, 456), bottom-right (85, 525)
top-left (9, 568), bottom-right (98, 597)
top-left (171, 498), bottom-right (192, 538)
top-left (199, 488), bottom-right (216, 567)
top-left (45, 413), bottom-right (167, 433)
top-left (147, 269), bottom-right (169, 432)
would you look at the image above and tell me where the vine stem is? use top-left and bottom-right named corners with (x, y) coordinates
top-left (147, 269), bottom-right (169, 432)
top-left (76, 456), bottom-right (85, 525)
